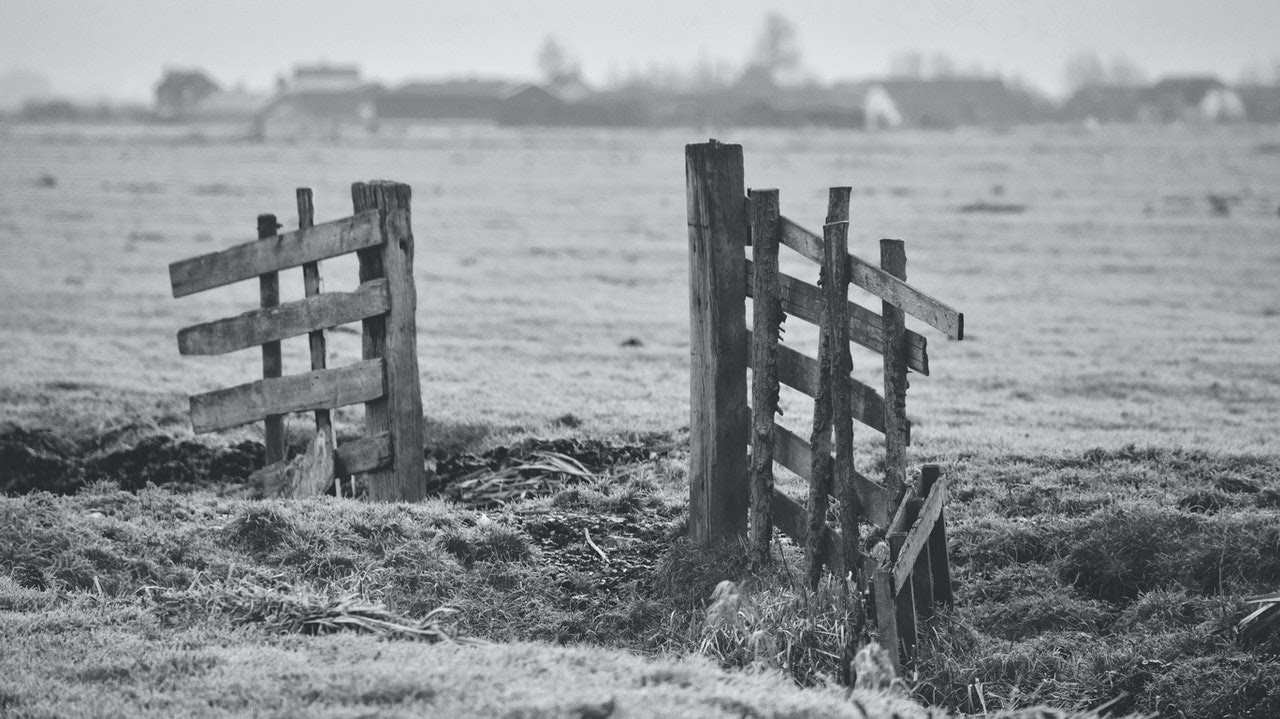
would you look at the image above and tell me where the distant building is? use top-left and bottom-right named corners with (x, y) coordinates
top-left (1236, 85), bottom-right (1280, 123)
top-left (497, 84), bottom-right (566, 125)
top-left (258, 64), bottom-right (378, 139)
top-left (1059, 84), bottom-right (1144, 124)
top-left (154, 69), bottom-right (220, 120)
top-left (376, 79), bottom-right (515, 124)
top-left (1141, 76), bottom-right (1245, 123)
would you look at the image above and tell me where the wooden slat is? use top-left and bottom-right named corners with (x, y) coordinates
top-left (746, 329), bottom-right (901, 439)
top-left (189, 359), bottom-right (385, 434)
top-left (778, 216), bottom-right (964, 340)
top-left (747, 261), bottom-right (929, 375)
top-left (335, 432), bottom-right (394, 475)
top-left (922, 465), bottom-right (953, 604)
top-left (169, 210), bottom-right (382, 298)
top-left (892, 474), bottom-right (949, 591)
top-left (297, 187), bottom-right (333, 438)
top-left (257, 214), bottom-right (285, 466)
top-left (747, 188), bottom-right (782, 567)
top-left (881, 239), bottom-right (909, 497)
top-left (772, 424), bottom-right (893, 527)
top-left (889, 532), bottom-right (918, 658)
top-left (178, 280), bottom-right (391, 355)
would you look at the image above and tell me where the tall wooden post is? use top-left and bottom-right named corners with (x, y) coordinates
top-left (298, 188), bottom-right (338, 494)
top-left (685, 141), bottom-right (749, 547)
top-left (747, 188), bottom-right (781, 566)
top-left (352, 181), bottom-right (427, 502)
top-left (257, 213), bottom-right (285, 466)
top-left (880, 239), bottom-right (909, 499)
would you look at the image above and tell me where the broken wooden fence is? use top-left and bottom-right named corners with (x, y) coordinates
top-left (685, 140), bottom-right (965, 669)
top-left (169, 181), bottom-right (426, 502)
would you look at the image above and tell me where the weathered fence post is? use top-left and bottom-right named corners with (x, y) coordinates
top-left (881, 239), bottom-right (909, 499)
top-left (257, 213), bottom-right (285, 466)
top-left (297, 188), bottom-right (338, 494)
top-left (685, 141), bottom-right (749, 547)
top-left (352, 181), bottom-right (426, 502)
top-left (748, 188), bottom-right (781, 566)
top-left (889, 530), bottom-right (918, 660)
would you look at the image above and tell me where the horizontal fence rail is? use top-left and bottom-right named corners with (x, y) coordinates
top-left (189, 359), bottom-right (385, 434)
top-left (169, 210), bottom-right (383, 298)
top-left (777, 216), bottom-right (964, 341)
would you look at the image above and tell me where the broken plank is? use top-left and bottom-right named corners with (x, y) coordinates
top-left (892, 475), bottom-right (949, 591)
top-left (335, 432), bottom-right (393, 475)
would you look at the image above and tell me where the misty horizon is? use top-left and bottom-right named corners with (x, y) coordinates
top-left (2, 0), bottom-right (1279, 105)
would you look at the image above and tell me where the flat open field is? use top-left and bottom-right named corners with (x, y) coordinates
top-left (3, 123), bottom-right (1280, 717)
top-left (3, 123), bottom-right (1280, 453)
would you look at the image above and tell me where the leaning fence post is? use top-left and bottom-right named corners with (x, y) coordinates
top-left (257, 213), bottom-right (285, 466)
top-left (889, 530), bottom-right (918, 660)
top-left (748, 188), bottom-right (782, 566)
top-left (880, 239), bottom-right (908, 499)
top-left (685, 141), bottom-right (750, 547)
top-left (922, 464), bottom-right (953, 604)
top-left (352, 181), bottom-right (426, 502)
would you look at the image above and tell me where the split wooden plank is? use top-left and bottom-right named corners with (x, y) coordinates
top-left (335, 432), bottom-right (393, 476)
top-left (747, 188), bottom-right (782, 567)
top-left (892, 473), bottom-right (950, 592)
top-left (177, 279), bottom-right (390, 356)
top-left (747, 261), bottom-right (929, 375)
top-left (771, 424), bottom-right (893, 527)
top-left (745, 329), bottom-right (900, 438)
top-left (189, 359), bottom-right (385, 434)
top-left (872, 570), bottom-right (902, 674)
top-left (257, 214), bottom-right (285, 466)
top-left (824, 210), bottom-right (862, 587)
top-left (921, 464), bottom-right (953, 604)
top-left (353, 181), bottom-right (428, 503)
top-left (169, 210), bottom-right (382, 298)
top-left (684, 141), bottom-right (750, 545)
top-left (256, 425), bottom-right (336, 498)
top-left (881, 239), bottom-right (909, 497)
top-left (297, 187), bottom-right (334, 438)
top-left (889, 532), bottom-right (918, 659)
top-left (778, 216), bottom-right (964, 340)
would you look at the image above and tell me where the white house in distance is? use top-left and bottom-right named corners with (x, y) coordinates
top-left (258, 63), bottom-right (379, 139)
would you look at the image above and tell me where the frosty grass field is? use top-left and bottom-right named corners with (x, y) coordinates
top-left (2, 123), bottom-right (1280, 717)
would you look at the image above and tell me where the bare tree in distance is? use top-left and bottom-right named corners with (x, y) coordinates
top-left (1065, 51), bottom-right (1147, 91)
top-left (747, 12), bottom-right (801, 83)
top-left (537, 35), bottom-right (581, 85)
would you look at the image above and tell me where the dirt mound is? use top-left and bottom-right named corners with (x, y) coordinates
top-left (0, 424), bottom-right (262, 496)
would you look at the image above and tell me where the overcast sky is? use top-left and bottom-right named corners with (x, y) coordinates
top-left (2, 0), bottom-right (1277, 101)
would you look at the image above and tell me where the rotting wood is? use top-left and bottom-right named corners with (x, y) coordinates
top-left (747, 188), bottom-right (782, 567)
top-left (334, 432), bottom-right (393, 476)
top-left (189, 359), bottom-right (385, 434)
top-left (745, 328), bottom-right (898, 438)
top-left (804, 261), bottom-right (835, 589)
top-left (906, 497), bottom-right (935, 620)
top-left (881, 239), bottom-right (909, 498)
top-left (892, 473), bottom-right (949, 591)
top-left (777, 216), bottom-right (964, 340)
top-left (353, 182), bottom-right (427, 502)
top-left (889, 532), bottom-right (918, 659)
top-left (684, 141), bottom-right (749, 546)
top-left (872, 569), bottom-right (901, 674)
top-left (256, 425), bottom-right (336, 498)
top-left (921, 464), bottom-right (953, 604)
top-left (169, 210), bottom-right (382, 297)
top-left (770, 424), bottom-right (891, 527)
top-left (824, 201), bottom-right (861, 591)
top-left (746, 261), bottom-right (929, 375)
top-left (177, 280), bottom-right (390, 356)
top-left (298, 188), bottom-right (334, 440)
top-left (257, 214), bottom-right (285, 466)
